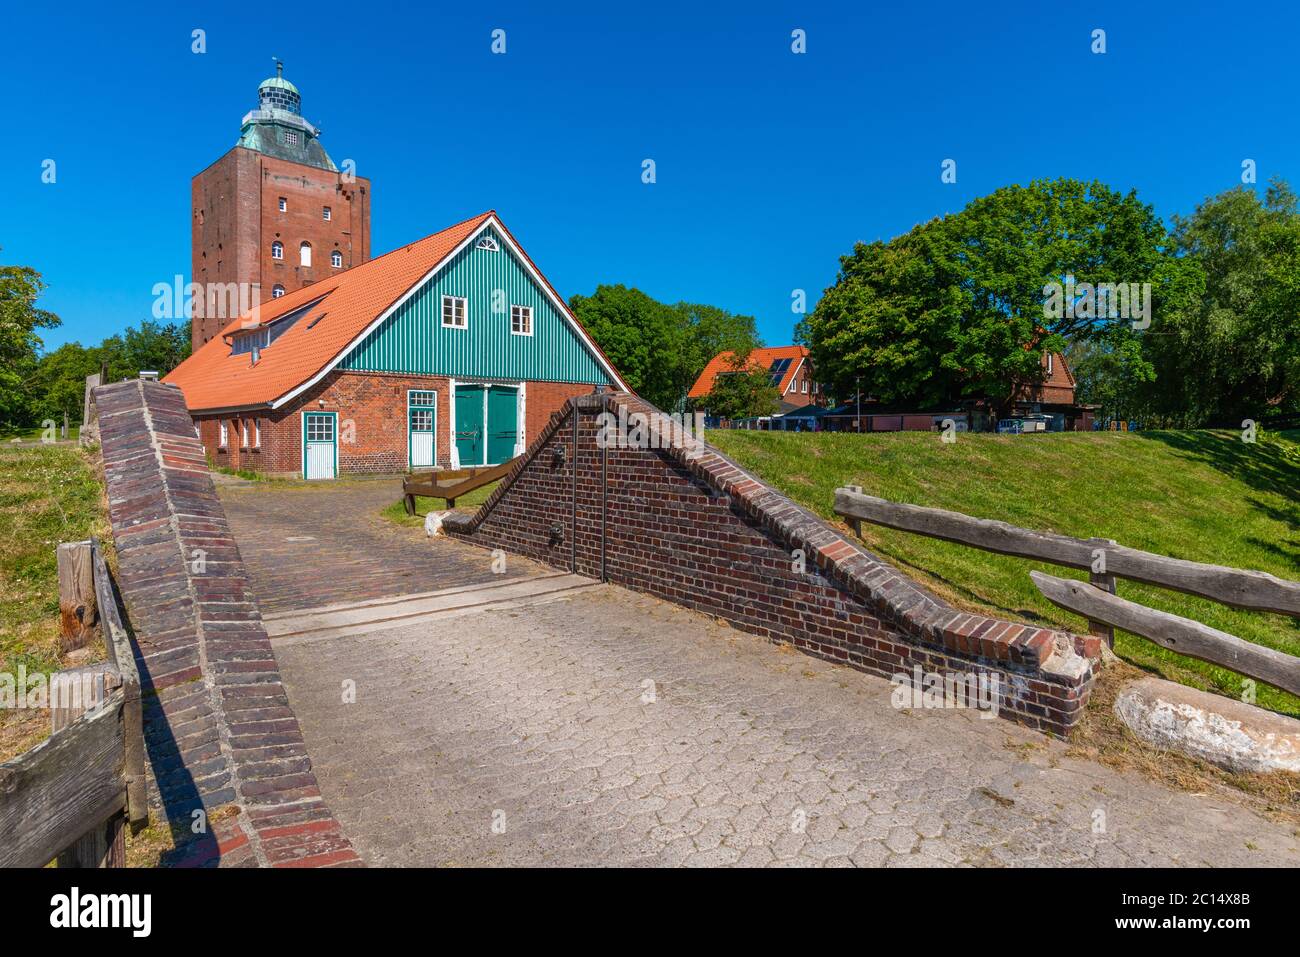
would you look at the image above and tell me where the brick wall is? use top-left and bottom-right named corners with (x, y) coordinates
top-left (191, 147), bottom-right (371, 350)
top-left (445, 392), bottom-right (1100, 737)
top-left (96, 379), bottom-right (361, 867)
top-left (193, 372), bottom-right (600, 478)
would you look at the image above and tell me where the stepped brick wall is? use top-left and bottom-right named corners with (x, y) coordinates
top-left (445, 392), bottom-right (1100, 737)
top-left (95, 379), bottom-right (361, 867)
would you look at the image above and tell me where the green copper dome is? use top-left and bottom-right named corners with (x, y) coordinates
top-left (237, 61), bottom-right (336, 172)
top-left (258, 75), bottom-right (300, 96)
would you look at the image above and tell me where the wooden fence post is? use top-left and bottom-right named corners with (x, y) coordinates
top-left (1088, 538), bottom-right (1118, 648)
top-left (57, 541), bottom-right (96, 653)
top-left (51, 666), bottom-right (126, 868)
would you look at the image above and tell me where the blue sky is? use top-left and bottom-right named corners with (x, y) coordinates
top-left (4, 0), bottom-right (1298, 350)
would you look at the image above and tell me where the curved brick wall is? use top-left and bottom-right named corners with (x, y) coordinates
top-left (96, 379), bottom-right (360, 867)
top-left (445, 392), bottom-right (1100, 736)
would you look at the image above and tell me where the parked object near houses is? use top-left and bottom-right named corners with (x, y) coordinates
top-left (165, 212), bottom-right (629, 480)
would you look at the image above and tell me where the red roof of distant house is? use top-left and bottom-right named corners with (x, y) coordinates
top-left (165, 211), bottom-right (629, 412)
top-left (688, 345), bottom-right (809, 399)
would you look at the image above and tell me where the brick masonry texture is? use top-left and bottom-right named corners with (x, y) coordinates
top-left (95, 379), bottom-right (362, 867)
top-left (446, 392), bottom-right (1101, 737)
top-left (191, 148), bottom-right (371, 350)
top-left (194, 370), bottom-right (596, 478)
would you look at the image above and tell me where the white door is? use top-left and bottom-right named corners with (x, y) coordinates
top-left (303, 413), bottom-right (336, 480)
top-left (408, 392), bottom-right (436, 469)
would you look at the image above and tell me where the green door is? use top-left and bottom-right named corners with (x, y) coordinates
top-left (454, 386), bottom-right (485, 466)
top-left (487, 385), bottom-right (519, 465)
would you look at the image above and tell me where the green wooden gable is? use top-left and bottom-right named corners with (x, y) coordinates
top-left (340, 226), bottom-right (612, 384)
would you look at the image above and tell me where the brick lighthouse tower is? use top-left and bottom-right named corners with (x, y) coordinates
top-left (189, 62), bottom-right (371, 349)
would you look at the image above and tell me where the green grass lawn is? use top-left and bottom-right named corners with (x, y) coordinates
top-left (381, 480), bottom-right (501, 527)
top-left (0, 443), bottom-right (109, 760)
top-left (709, 427), bottom-right (1300, 717)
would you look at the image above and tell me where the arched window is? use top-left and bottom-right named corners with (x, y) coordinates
top-left (300, 242), bottom-right (312, 267)
top-left (272, 284), bottom-right (285, 299)
top-left (330, 250), bottom-right (343, 268)
top-left (271, 241), bottom-right (283, 260)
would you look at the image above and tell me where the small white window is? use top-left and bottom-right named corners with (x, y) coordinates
top-left (476, 235), bottom-right (500, 251)
top-left (219, 421), bottom-right (228, 448)
top-left (323, 206), bottom-right (332, 221)
top-left (272, 284), bottom-right (285, 298)
top-left (278, 197), bottom-right (287, 212)
top-left (442, 295), bottom-right (467, 328)
top-left (1047, 353), bottom-right (1054, 375)
top-left (254, 419), bottom-right (261, 448)
top-left (284, 130), bottom-right (298, 146)
top-left (300, 242), bottom-right (312, 267)
top-left (802, 378), bottom-right (808, 394)
top-left (330, 250), bottom-right (343, 268)
top-left (272, 241), bottom-right (283, 260)
top-left (242, 419), bottom-right (250, 447)
top-left (510, 304), bottom-right (533, 336)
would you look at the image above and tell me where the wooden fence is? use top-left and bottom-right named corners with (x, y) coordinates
top-left (833, 487), bottom-right (1300, 697)
top-left (0, 539), bottom-right (147, 868)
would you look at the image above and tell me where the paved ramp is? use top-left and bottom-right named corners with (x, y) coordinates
top-left (264, 574), bottom-right (599, 644)
top-left (218, 479), bottom-right (549, 614)
top-left (273, 584), bottom-right (1299, 868)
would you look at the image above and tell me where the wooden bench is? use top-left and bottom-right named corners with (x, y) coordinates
top-left (402, 457), bottom-right (519, 514)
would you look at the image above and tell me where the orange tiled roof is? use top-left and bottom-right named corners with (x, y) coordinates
top-left (166, 211), bottom-right (497, 412)
top-left (688, 345), bottom-right (808, 399)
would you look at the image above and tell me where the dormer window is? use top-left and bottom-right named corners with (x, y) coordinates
top-left (231, 327), bottom-right (270, 356)
top-left (476, 235), bottom-right (500, 252)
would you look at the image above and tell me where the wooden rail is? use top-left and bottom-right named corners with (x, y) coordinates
top-left (0, 539), bottom-right (147, 868)
top-left (1031, 572), bottom-right (1300, 696)
top-left (834, 487), bottom-right (1300, 695)
top-left (403, 457), bottom-right (519, 513)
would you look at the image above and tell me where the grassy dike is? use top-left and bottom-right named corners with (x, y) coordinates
top-left (709, 427), bottom-right (1300, 718)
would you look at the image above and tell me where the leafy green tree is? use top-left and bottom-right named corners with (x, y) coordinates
top-left (699, 352), bottom-right (780, 420)
top-left (804, 178), bottom-right (1185, 417)
top-left (571, 285), bottom-right (761, 411)
top-left (0, 263), bottom-right (61, 427)
top-left (26, 341), bottom-right (102, 425)
top-left (1147, 179), bottom-right (1300, 425)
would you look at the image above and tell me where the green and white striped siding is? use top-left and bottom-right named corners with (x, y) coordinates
top-left (340, 226), bottom-right (611, 384)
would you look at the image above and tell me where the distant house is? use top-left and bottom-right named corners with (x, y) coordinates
top-left (1005, 351), bottom-right (1093, 430)
top-left (688, 345), bottom-right (826, 415)
top-left (165, 211), bottom-right (629, 478)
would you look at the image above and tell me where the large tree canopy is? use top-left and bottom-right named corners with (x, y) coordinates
top-left (570, 284), bottom-right (760, 411)
top-left (1145, 180), bottom-right (1300, 425)
top-left (803, 178), bottom-right (1192, 415)
top-left (0, 263), bottom-right (61, 426)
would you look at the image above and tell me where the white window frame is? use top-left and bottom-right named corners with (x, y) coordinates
top-left (300, 242), bottom-right (312, 268)
top-left (254, 418), bottom-right (261, 449)
top-left (284, 130), bottom-right (298, 146)
top-left (323, 206), bottom-right (332, 221)
top-left (510, 304), bottom-right (533, 337)
top-left (330, 250), bottom-right (343, 268)
top-left (272, 241), bottom-right (283, 260)
top-left (1047, 353), bottom-right (1054, 375)
top-left (219, 421), bottom-right (228, 448)
top-left (802, 378), bottom-right (808, 394)
top-left (242, 419), bottom-right (251, 448)
top-left (272, 284), bottom-right (285, 298)
top-left (442, 295), bottom-right (467, 329)
top-left (278, 197), bottom-right (287, 212)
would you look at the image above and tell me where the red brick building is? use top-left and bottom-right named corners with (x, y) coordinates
top-left (190, 63), bottom-right (370, 350)
top-left (688, 345), bottom-right (826, 414)
top-left (166, 212), bottom-right (629, 479)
